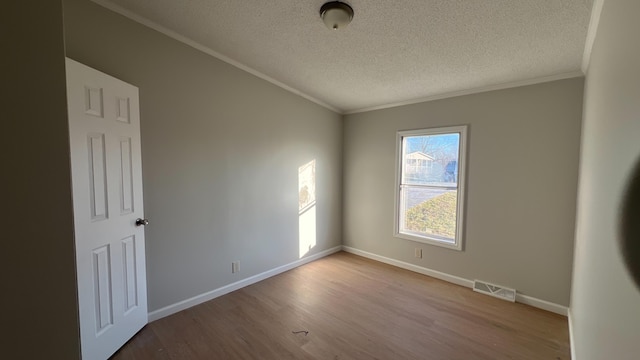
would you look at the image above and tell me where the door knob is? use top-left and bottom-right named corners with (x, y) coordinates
top-left (135, 218), bottom-right (149, 226)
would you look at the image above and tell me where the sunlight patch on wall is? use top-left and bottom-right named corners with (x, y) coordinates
top-left (299, 159), bottom-right (316, 258)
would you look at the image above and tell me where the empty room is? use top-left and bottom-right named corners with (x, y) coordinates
top-left (5, 0), bottom-right (640, 359)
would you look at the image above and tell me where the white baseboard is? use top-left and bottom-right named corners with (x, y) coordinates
top-left (148, 245), bottom-right (342, 322)
top-left (515, 293), bottom-right (568, 316)
top-left (341, 245), bottom-right (569, 316)
top-left (568, 309), bottom-right (577, 359)
top-left (149, 245), bottom-right (568, 321)
top-left (342, 246), bottom-right (474, 288)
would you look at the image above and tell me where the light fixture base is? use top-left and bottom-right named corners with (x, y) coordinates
top-left (320, 1), bottom-right (354, 30)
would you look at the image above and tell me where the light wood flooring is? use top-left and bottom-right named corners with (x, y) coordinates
top-left (111, 252), bottom-right (570, 359)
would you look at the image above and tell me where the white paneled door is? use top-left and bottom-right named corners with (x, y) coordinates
top-left (66, 58), bottom-right (148, 360)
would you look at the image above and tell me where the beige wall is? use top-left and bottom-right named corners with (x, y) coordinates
top-left (63, 0), bottom-right (343, 312)
top-left (343, 78), bottom-right (583, 306)
top-left (570, 0), bottom-right (640, 358)
top-left (2, 1), bottom-right (80, 358)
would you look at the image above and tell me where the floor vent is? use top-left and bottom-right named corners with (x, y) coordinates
top-left (473, 280), bottom-right (516, 302)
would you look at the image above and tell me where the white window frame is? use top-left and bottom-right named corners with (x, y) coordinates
top-left (394, 125), bottom-right (468, 251)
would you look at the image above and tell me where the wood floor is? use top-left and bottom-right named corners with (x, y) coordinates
top-left (111, 252), bottom-right (570, 360)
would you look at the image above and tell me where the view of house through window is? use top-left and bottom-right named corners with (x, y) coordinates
top-left (395, 126), bottom-right (467, 250)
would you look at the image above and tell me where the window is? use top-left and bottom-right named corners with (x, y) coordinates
top-left (394, 125), bottom-right (468, 250)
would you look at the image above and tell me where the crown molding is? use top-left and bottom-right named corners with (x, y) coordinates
top-left (344, 71), bottom-right (585, 115)
top-left (581, 0), bottom-right (605, 73)
top-left (90, 0), bottom-right (590, 117)
top-left (90, 0), bottom-right (341, 114)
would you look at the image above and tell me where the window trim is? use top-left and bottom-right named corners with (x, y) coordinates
top-left (393, 125), bottom-right (468, 251)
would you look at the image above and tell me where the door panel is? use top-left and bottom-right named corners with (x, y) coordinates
top-left (66, 58), bottom-right (147, 360)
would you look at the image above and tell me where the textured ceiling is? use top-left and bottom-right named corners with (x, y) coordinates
top-left (94, 0), bottom-right (593, 113)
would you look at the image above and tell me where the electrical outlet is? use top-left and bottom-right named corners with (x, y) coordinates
top-left (232, 261), bottom-right (239, 273)
top-left (415, 248), bottom-right (422, 258)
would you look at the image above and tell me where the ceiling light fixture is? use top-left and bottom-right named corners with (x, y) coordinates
top-left (320, 1), bottom-right (354, 30)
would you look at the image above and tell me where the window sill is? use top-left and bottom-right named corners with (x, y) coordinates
top-left (394, 231), bottom-right (463, 251)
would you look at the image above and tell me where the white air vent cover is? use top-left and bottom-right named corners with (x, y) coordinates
top-left (473, 280), bottom-right (516, 302)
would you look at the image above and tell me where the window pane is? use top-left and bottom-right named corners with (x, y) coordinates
top-left (396, 126), bottom-right (467, 249)
top-left (402, 133), bottom-right (460, 186)
top-left (401, 187), bottom-right (457, 242)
